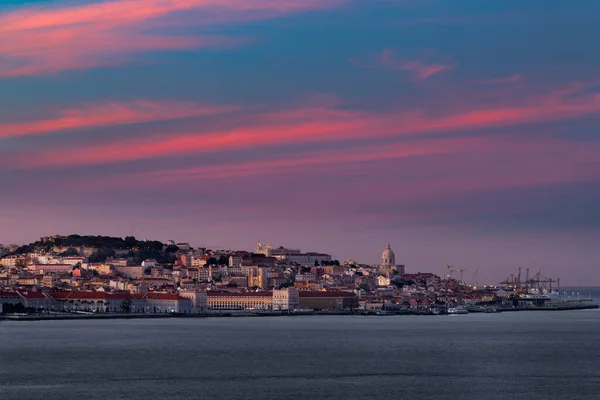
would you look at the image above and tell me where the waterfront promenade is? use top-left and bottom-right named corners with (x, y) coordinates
top-left (2, 301), bottom-right (597, 322)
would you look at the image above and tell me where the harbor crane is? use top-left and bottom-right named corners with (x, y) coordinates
top-left (500, 267), bottom-right (560, 295)
top-left (443, 265), bottom-right (454, 280)
top-left (455, 268), bottom-right (467, 284)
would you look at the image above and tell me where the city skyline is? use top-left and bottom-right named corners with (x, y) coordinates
top-left (1, 0), bottom-right (600, 286)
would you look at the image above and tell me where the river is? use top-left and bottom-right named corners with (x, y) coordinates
top-left (1, 303), bottom-right (599, 400)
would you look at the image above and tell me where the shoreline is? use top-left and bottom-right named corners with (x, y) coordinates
top-left (1, 304), bottom-right (597, 322)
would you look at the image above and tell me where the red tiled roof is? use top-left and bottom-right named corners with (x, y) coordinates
top-left (207, 291), bottom-right (272, 297)
top-left (299, 291), bottom-right (356, 298)
top-left (17, 291), bottom-right (46, 299)
top-left (144, 293), bottom-right (184, 301)
top-left (50, 292), bottom-right (107, 300)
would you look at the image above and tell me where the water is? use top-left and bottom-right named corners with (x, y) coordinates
top-left (561, 287), bottom-right (600, 301)
top-left (1, 309), bottom-right (599, 400)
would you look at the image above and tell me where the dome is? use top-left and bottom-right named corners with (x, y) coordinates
top-left (381, 244), bottom-right (396, 267)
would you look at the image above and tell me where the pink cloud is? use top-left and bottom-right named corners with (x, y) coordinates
top-left (351, 49), bottom-right (451, 80)
top-left (3, 83), bottom-right (600, 171)
top-left (0, 0), bottom-right (346, 77)
top-left (136, 135), bottom-right (498, 183)
top-left (0, 100), bottom-right (237, 138)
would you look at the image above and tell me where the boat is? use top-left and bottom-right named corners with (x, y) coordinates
top-left (447, 306), bottom-right (469, 315)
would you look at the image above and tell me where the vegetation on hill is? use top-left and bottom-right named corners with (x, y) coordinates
top-left (8, 234), bottom-right (178, 265)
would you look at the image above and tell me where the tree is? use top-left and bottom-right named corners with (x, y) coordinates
top-left (314, 260), bottom-right (320, 267)
top-left (218, 255), bottom-right (229, 266)
top-left (61, 247), bottom-right (80, 257)
top-left (124, 236), bottom-right (137, 248)
top-left (165, 245), bottom-right (179, 253)
top-left (226, 281), bottom-right (238, 288)
top-left (391, 279), bottom-right (414, 289)
top-left (206, 257), bottom-right (219, 266)
top-left (120, 299), bottom-right (132, 313)
top-left (88, 249), bottom-right (116, 263)
top-left (358, 283), bottom-right (370, 292)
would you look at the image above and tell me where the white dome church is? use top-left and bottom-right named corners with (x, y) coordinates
top-left (381, 244), bottom-right (395, 267)
top-left (381, 244), bottom-right (405, 274)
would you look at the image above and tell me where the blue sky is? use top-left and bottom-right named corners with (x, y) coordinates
top-left (0, 0), bottom-right (599, 284)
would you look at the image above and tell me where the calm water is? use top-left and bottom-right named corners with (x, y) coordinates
top-left (1, 299), bottom-right (599, 400)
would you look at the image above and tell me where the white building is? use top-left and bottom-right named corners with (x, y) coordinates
top-left (31, 264), bottom-right (73, 274)
top-left (114, 265), bottom-right (144, 279)
top-left (178, 290), bottom-right (207, 312)
top-left (377, 275), bottom-right (391, 286)
top-left (0, 255), bottom-right (22, 268)
top-left (381, 244), bottom-right (405, 274)
top-left (60, 256), bottom-right (87, 267)
top-left (141, 259), bottom-right (157, 269)
top-left (272, 287), bottom-right (300, 311)
top-left (145, 293), bottom-right (192, 313)
top-left (258, 242), bottom-right (332, 266)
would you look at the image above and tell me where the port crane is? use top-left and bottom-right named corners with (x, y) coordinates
top-left (455, 268), bottom-right (467, 284)
top-left (500, 267), bottom-right (559, 295)
top-left (443, 265), bottom-right (454, 280)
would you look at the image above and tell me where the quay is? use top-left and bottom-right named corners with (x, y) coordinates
top-left (2, 303), bottom-right (597, 322)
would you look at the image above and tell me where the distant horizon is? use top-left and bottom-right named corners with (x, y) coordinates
top-left (1, 0), bottom-right (599, 286)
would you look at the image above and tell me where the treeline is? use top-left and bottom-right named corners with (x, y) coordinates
top-left (12, 235), bottom-right (167, 255)
top-left (50, 235), bottom-right (164, 250)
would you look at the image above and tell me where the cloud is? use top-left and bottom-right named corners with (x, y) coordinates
top-left (351, 49), bottom-right (451, 80)
top-left (0, 100), bottom-right (238, 138)
top-left (0, 0), bottom-right (346, 77)
top-left (479, 75), bottom-right (523, 84)
top-left (135, 135), bottom-right (498, 182)
top-left (5, 83), bottom-right (600, 169)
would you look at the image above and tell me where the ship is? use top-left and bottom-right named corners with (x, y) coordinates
top-left (447, 305), bottom-right (469, 315)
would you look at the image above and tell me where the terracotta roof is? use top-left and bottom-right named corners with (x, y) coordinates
top-left (144, 293), bottom-right (184, 301)
top-left (207, 291), bottom-right (272, 297)
top-left (50, 292), bottom-right (107, 300)
top-left (299, 291), bottom-right (356, 298)
top-left (17, 291), bottom-right (46, 299)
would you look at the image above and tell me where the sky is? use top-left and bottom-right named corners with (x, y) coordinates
top-left (0, 0), bottom-right (599, 285)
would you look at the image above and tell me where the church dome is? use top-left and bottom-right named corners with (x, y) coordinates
top-left (381, 244), bottom-right (396, 267)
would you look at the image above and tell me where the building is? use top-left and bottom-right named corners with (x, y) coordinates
top-left (381, 244), bottom-right (405, 274)
top-left (0, 255), bottom-right (24, 268)
top-left (141, 259), bottom-right (157, 269)
top-left (272, 287), bottom-right (300, 311)
top-left (207, 291), bottom-right (273, 310)
top-left (60, 256), bottom-right (86, 267)
top-left (114, 265), bottom-right (144, 279)
top-left (0, 291), bottom-right (22, 306)
top-left (144, 293), bottom-right (192, 313)
top-left (299, 291), bottom-right (358, 311)
top-left (31, 264), bottom-right (73, 274)
top-left (254, 242), bottom-right (332, 266)
top-left (179, 290), bottom-right (208, 312)
top-left (377, 275), bottom-right (391, 286)
top-left (18, 291), bottom-right (50, 309)
top-left (254, 241), bottom-right (273, 256)
top-left (47, 292), bottom-right (190, 313)
top-left (247, 267), bottom-right (267, 289)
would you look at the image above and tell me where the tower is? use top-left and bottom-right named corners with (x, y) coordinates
top-left (381, 244), bottom-right (396, 268)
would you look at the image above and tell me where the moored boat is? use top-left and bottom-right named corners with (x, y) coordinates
top-left (447, 306), bottom-right (469, 315)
